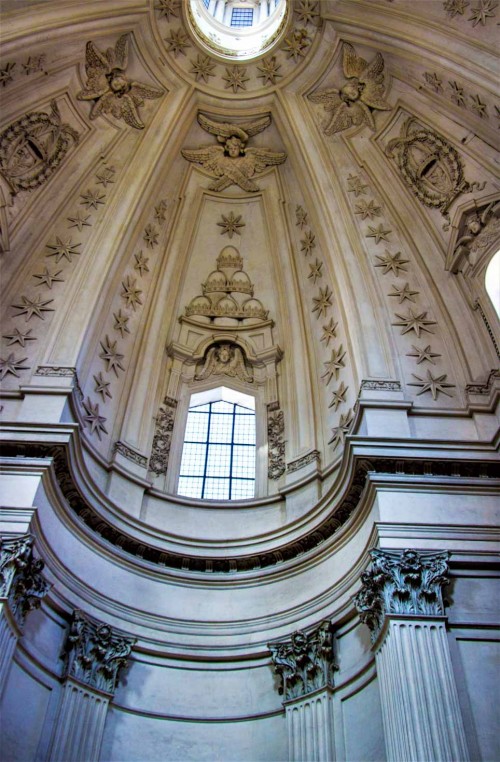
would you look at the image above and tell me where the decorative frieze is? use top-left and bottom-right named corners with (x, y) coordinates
top-left (268, 620), bottom-right (337, 701)
top-left (360, 379), bottom-right (401, 392)
top-left (62, 610), bottom-right (135, 695)
top-left (353, 548), bottom-right (449, 642)
top-left (0, 535), bottom-right (50, 629)
top-left (286, 450), bottom-right (320, 474)
top-left (149, 396), bottom-right (178, 477)
top-left (114, 441), bottom-right (148, 468)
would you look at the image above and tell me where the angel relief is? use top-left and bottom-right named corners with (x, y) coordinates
top-left (309, 42), bottom-right (392, 136)
top-left (195, 343), bottom-right (253, 383)
top-left (181, 113), bottom-right (287, 192)
top-left (76, 33), bottom-right (163, 129)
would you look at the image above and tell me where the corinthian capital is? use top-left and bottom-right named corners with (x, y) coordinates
top-left (353, 548), bottom-right (449, 641)
top-left (62, 610), bottom-right (135, 695)
top-left (268, 620), bottom-right (337, 701)
top-left (0, 535), bottom-right (50, 629)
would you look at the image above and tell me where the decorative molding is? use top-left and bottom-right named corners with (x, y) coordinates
top-left (181, 113), bottom-right (286, 192)
top-left (5, 443), bottom-right (497, 573)
top-left (149, 396), bottom-right (177, 477)
top-left (35, 365), bottom-right (76, 377)
top-left (76, 34), bottom-right (163, 129)
top-left (0, 100), bottom-right (79, 194)
top-left (62, 610), bottom-right (135, 695)
top-left (475, 301), bottom-right (500, 360)
top-left (360, 379), bottom-right (401, 392)
top-left (114, 441), bottom-right (148, 468)
top-left (465, 368), bottom-right (499, 394)
top-left (385, 117), bottom-right (484, 222)
top-left (268, 406), bottom-right (286, 480)
top-left (286, 449), bottom-right (320, 474)
top-left (0, 535), bottom-right (50, 630)
top-left (353, 548), bottom-right (449, 642)
top-left (268, 620), bottom-right (337, 700)
top-left (309, 43), bottom-right (391, 136)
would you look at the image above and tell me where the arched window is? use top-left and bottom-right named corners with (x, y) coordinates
top-left (485, 249), bottom-right (500, 319)
top-left (177, 387), bottom-right (256, 500)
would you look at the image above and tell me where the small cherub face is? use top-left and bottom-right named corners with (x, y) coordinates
top-left (225, 137), bottom-right (244, 158)
top-left (217, 346), bottom-right (231, 363)
top-left (340, 79), bottom-right (363, 102)
top-left (466, 215), bottom-right (482, 235)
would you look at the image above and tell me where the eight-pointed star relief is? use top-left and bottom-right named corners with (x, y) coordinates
top-left (0, 353), bottom-right (29, 380)
top-left (408, 370), bottom-right (455, 400)
top-left (328, 409), bottom-right (354, 449)
top-left (83, 397), bottom-right (108, 439)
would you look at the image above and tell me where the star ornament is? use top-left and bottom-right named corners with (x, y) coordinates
top-left (99, 335), bottom-right (125, 376)
top-left (301, 230), bottom-right (316, 256)
top-left (320, 317), bottom-right (338, 345)
top-left (222, 66), bottom-right (249, 93)
top-left (257, 56), bottom-right (282, 86)
top-left (143, 224), bottom-right (159, 248)
top-left (33, 267), bottom-right (64, 289)
top-left (121, 276), bottom-right (143, 310)
top-left (312, 285), bottom-right (333, 318)
top-left (80, 189), bottom-right (105, 209)
top-left (408, 370), bottom-right (455, 400)
top-left (308, 259), bottom-right (323, 283)
top-left (354, 199), bottom-right (382, 219)
top-left (83, 397), bottom-right (108, 439)
top-left (0, 62), bottom-right (16, 87)
top-left (392, 308), bottom-right (437, 337)
top-left (388, 282), bottom-right (419, 303)
top-left (322, 344), bottom-right (346, 385)
top-left (154, 200), bottom-right (167, 222)
top-left (374, 250), bottom-right (409, 276)
top-left (45, 237), bottom-right (81, 263)
top-left (95, 167), bottom-right (116, 187)
top-left (470, 94), bottom-right (488, 118)
top-left (406, 344), bottom-right (441, 365)
top-left (93, 371), bottom-right (112, 401)
top-left (329, 380), bottom-right (348, 410)
top-left (2, 328), bottom-right (36, 347)
top-left (346, 174), bottom-right (368, 196)
top-left (294, 0), bottom-right (320, 25)
top-left (468, 0), bottom-right (498, 25)
top-left (164, 28), bottom-right (190, 57)
top-left (113, 310), bottom-right (130, 337)
top-left (67, 211), bottom-right (91, 231)
top-left (443, 0), bottom-right (469, 16)
top-left (366, 224), bottom-right (392, 244)
top-left (155, 0), bottom-right (180, 20)
top-left (328, 409), bottom-right (354, 449)
top-left (217, 212), bottom-right (245, 238)
top-left (12, 295), bottom-right (54, 321)
top-left (295, 205), bottom-right (308, 228)
top-left (190, 54), bottom-right (216, 83)
top-left (134, 251), bottom-right (150, 276)
top-left (448, 81), bottom-right (466, 107)
top-left (0, 353), bottom-right (29, 380)
top-left (282, 29), bottom-right (310, 62)
top-left (424, 72), bottom-right (443, 92)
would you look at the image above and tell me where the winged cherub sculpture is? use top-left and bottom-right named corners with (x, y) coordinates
top-left (181, 113), bottom-right (287, 192)
top-left (77, 33), bottom-right (163, 129)
top-left (309, 42), bottom-right (392, 136)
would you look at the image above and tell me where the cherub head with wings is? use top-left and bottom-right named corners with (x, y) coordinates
top-left (181, 113), bottom-right (287, 192)
top-left (309, 42), bottom-right (392, 136)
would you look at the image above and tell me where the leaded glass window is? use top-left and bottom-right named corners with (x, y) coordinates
top-left (178, 389), bottom-right (256, 500)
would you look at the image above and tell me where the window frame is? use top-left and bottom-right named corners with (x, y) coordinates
top-left (166, 380), bottom-right (268, 501)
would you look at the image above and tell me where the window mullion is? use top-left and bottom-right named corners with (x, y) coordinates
top-left (201, 402), bottom-right (212, 499)
top-left (228, 405), bottom-right (237, 499)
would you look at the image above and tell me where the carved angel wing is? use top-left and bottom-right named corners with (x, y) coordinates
top-left (244, 148), bottom-right (287, 175)
top-left (342, 42), bottom-right (368, 79)
top-left (359, 53), bottom-right (391, 111)
top-left (308, 88), bottom-right (341, 107)
top-left (84, 41), bottom-right (110, 76)
top-left (181, 145), bottom-right (226, 176)
top-left (112, 33), bottom-right (129, 71)
top-left (119, 95), bottom-right (145, 129)
top-left (129, 82), bottom-right (164, 102)
top-left (197, 113), bottom-right (248, 141)
top-left (237, 115), bottom-right (272, 137)
top-left (79, 42), bottom-right (110, 100)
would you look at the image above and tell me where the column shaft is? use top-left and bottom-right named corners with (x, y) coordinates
top-left (0, 603), bottom-right (19, 698)
top-left (47, 679), bottom-right (109, 762)
top-left (286, 689), bottom-right (335, 762)
top-left (376, 618), bottom-right (469, 762)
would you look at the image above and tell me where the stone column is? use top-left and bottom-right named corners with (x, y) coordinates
top-left (269, 621), bottom-right (337, 762)
top-left (353, 548), bottom-right (470, 762)
top-left (47, 610), bottom-right (135, 762)
top-left (0, 534), bottom-right (50, 697)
